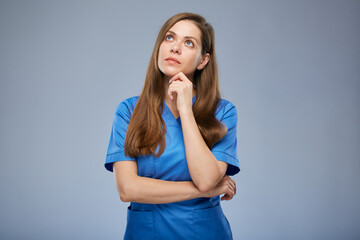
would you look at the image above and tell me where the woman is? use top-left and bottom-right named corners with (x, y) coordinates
top-left (105, 12), bottom-right (240, 240)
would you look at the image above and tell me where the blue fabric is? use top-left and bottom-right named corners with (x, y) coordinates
top-left (105, 95), bottom-right (240, 240)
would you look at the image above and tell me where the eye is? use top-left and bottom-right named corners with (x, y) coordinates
top-left (185, 40), bottom-right (194, 47)
top-left (165, 34), bottom-right (174, 41)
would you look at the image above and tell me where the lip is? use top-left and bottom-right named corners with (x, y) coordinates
top-left (165, 57), bottom-right (181, 64)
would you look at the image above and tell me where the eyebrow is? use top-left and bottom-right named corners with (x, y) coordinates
top-left (167, 30), bottom-right (199, 43)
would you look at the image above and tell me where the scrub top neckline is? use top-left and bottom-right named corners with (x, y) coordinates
top-left (163, 95), bottom-right (197, 124)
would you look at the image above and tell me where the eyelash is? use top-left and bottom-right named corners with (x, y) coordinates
top-left (165, 34), bottom-right (174, 41)
top-left (185, 40), bottom-right (194, 47)
top-left (165, 34), bottom-right (194, 47)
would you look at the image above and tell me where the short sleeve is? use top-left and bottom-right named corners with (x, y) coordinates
top-left (211, 101), bottom-right (240, 176)
top-left (104, 98), bottom-right (137, 172)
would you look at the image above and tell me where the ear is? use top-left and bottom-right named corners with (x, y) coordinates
top-left (196, 53), bottom-right (210, 70)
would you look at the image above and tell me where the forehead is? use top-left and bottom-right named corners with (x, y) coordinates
top-left (168, 20), bottom-right (201, 40)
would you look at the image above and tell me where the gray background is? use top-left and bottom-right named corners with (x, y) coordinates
top-left (1, 0), bottom-right (359, 239)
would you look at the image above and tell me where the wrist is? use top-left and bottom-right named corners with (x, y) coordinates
top-left (179, 108), bottom-right (193, 118)
top-left (190, 181), bottom-right (209, 198)
top-left (195, 188), bottom-right (209, 198)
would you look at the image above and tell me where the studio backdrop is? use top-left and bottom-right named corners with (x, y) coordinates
top-left (0, 0), bottom-right (359, 239)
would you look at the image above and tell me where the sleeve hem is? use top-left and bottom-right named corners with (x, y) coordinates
top-left (105, 152), bottom-right (136, 172)
top-left (212, 151), bottom-right (240, 176)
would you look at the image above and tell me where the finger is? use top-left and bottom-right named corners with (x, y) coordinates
top-left (169, 80), bottom-right (191, 92)
top-left (168, 81), bottom-right (184, 88)
top-left (168, 81), bottom-right (192, 101)
top-left (168, 86), bottom-right (173, 100)
top-left (227, 177), bottom-right (236, 195)
top-left (231, 179), bottom-right (236, 195)
top-left (223, 194), bottom-right (233, 201)
top-left (225, 186), bottom-right (234, 198)
top-left (227, 185), bottom-right (235, 198)
top-left (221, 192), bottom-right (233, 201)
top-left (169, 72), bottom-right (190, 84)
top-left (221, 194), bottom-right (230, 201)
top-left (229, 177), bottom-right (236, 186)
top-left (228, 182), bottom-right (234, 193)
top-left (229, 181), bottom-right (236, 195)
top-left (226, 178), bottom-right (234, 190)
top-left (169, 73), bottom-right (182, 84)
top-left (168, 86), bottom-right (178, 101)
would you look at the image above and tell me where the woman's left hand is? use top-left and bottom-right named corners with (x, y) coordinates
top-left (201, 175), bottom-right (237, 200)
top-left (168, 72), bottom-right (194, 116)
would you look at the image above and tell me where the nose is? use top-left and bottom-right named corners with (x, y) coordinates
top-left (170, 42), bottom-right (181, 54)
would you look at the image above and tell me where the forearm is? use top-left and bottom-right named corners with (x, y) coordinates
top-left (119, 176), bottom-right (205, 204)
top-left (180, 111), bottom-right (222, 192)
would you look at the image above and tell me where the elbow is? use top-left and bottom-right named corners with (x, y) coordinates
top-left (115, 175), bottom-right (139, 203)
top-left (196, 174), bottom-right (223, 193)
top-left (194, 163), bottom-right (225, 193)
top-left (117, 185), bottom-right (133, 202)
top-left (119, 193), bottom-right (131, 202)
top-left (197, 182), bottom-right (217, 193)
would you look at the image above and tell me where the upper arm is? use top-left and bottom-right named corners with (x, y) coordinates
top-left (113, 161), bottom-right (138, 186)
top-left (218, 161), bottom-right (228, 177)
top-left (113, 160), bottom-right (138, 179)
top-left (105, 99), bottom-right (137, 172)
top-left (211, 101), bottom-right (240, 176)
top-left (113, 161), bottom-right (138, 202)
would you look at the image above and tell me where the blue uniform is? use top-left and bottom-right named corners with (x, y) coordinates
top-left (105, 95), bottom-right (240, 240)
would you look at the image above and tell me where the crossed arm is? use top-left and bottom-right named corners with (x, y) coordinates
top-left (113, 102), bottom-right (236, 204)
top-left (113, 119), bottom-right (236, 204)
top-left (113, 160), bottom-right (236, 204)
top-left (113, 72), bottom-right (237, 204)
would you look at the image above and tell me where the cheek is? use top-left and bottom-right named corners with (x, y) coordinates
top-left (158, 45), bottom-right (165, 66)
top-left (158, 42), bottom-right (166, 54)
top-left (190, 52), bottom-right (202, 68)
top-left (158, 45), bottom-right (163, 59)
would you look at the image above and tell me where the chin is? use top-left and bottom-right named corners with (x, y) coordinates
top-left (159, 67), bottom-right (181, 77)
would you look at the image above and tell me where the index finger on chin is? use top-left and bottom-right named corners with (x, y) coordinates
top-left (169, 72), bottom-right (182, 84)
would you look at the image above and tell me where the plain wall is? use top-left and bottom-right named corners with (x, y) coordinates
top-left (0, 0), bottom-right (359, 239)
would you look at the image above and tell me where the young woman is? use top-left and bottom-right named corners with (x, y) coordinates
top-left (105, 12), bottom-right (240, 240)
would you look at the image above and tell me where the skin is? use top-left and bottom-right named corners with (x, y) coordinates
top-left (158, 20), bottom-right (209, 84)
top-left (113, 20), bottom-right (237, 204)
top-left (158, 20), bottom-right (209, 119)
top-left (159, 20), bottom-right (236, 192)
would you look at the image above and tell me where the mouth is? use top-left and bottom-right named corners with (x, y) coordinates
top-left (165, 57), bottom-right (181, 64)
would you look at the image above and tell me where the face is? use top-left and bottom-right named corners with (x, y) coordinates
top-left (158, 20), bottom-right (209, 80)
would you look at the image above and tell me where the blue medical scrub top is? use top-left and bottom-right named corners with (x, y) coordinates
top-left (105, 95), bottom-right (240, 240)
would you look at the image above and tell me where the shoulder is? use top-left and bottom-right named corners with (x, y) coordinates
top-left (215, 98), bottom-right (237, 121)
top-left (115, 96), bottom-right (140, 121)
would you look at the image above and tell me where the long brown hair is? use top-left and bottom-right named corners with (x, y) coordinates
top-left (124, 12), bottom-right (226, 158)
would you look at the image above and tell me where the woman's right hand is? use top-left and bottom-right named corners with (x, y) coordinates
top-left (202, 175), bottom-right (237, 201)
